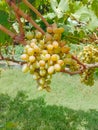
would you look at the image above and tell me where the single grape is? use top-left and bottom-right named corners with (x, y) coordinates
top-left (54, 64), bottom-right (61, 72)
top-left (52, 41), bottom-right (59, 48)
top-left (21, 54), bottom-right (29, 61)
top-left (26, 31), bottom-right (34, 40)
top-left (48, 66), bottom-right (54, 74)
top-left (22, 64), bottom-right (29, 73)
top-left (47, 44), bottom-right (54, 51)
top-left (47, 26), bottom-right (53, 33)
top-left (39, 60), bottom-right (45, 67)
top-left (40, 69), bottom-right (46, 76)
top-left (27, 47), bottom-right (34, 55)
top-left (29, 56), bottom-right (36, 62)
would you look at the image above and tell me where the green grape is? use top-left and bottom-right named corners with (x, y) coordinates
top-left (78, 44), bottom-right (98, 86)
top-left (80, 68), bottom-right (95, 86)
top-left (79, 44), bottom-right (98, 64)
top-left (25, 31), bottom-right (34, 40)
top-left (46, 26), bottom-right (53, 33)
top-left (21, 24), bottom-right (71, 91)
top-left (22, 64), bottom-right (29, 73)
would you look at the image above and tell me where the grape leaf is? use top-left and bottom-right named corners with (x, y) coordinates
top-left (50, 0), bottom-right (69, 18)
top-left (0, 10), bottom-right (11, 28)
top-left (91, 0), bottom-right (98, 17)
top-left (82, 0), bottom-right (89, 5)
top-left (0, 11), bottom-right (12, 44)
top-left (72, 6), bottom-right (98, 31)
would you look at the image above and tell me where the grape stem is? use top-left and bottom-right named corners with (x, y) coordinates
top-left (0, 0), bottom-right (46, 44)
top-left (22, 0), bottom-right (50, 27)
top-left (61, 62), bottom-right (98, 76)
top-left (6, 0), bottom-right (45, 34)
top-left (61, 55), bottom-right (98, 75)
top-left (86, 63), bottom-right (98, 68)
top-left (0, 24), bottom-right (16, 38)
top-left (61, 66), bottom-right (84, 75)
top-left (0, 24), bottom-right (26, 45)
top-left (15, 7), bottom-right (25, 39)
top-left (72, 55), bottom-right (86, 69)
top-left (0, 54), bottom-right (26, 65)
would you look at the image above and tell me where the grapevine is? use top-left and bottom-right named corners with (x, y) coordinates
top-left (79, 44), bottom-right (98, 86)
top-left (0, 0), bottom-right (98, 91)
top-left (21, 24), bottom-right (72, 91)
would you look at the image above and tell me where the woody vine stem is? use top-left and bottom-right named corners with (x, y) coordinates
top-left (0, 0), bottom-right (98, 76)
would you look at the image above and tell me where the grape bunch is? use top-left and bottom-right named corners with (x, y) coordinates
top-left (80, 68), bottom-right (95, 86)
top-left (79, 44), bottom-right (98, 86)
top-left (21, 23), bottom-right (70, 91)
top-left (79, 44), bottom-right (98, 63)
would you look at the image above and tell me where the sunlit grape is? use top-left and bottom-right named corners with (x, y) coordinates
top-left (21, 54), bottom-right (29, 61)
top-left (25, 31), bottom-right (34, 40)
top-left (48, 66), bottom-right (54, 74)
top-left (47, 26), bottom-right (53, 33)
top-left (33, 72), bottom-right (39, 80)
top-left (47, 44), bottom-right (53, 51)
top-left (29, 56), bottom-right (35, 62)
top-left (39, 60), bottom-right (45, 67)
top-left (51, 54), bottom-right (59, 61)
top-left (21, 24), bottom-right (72, 91)
top-left (40, 69), bottom-right (46, 76)
top-left (22, 64), bottom-right (29, 73)
top-left (27, 47), bottom-right (34, 55)
top-left (52, 41), bottom-right (59, 48)
top-left (35, 31), bottom-right (42, 39)
top-left (44, 54), bottom-right (51, 61)
top-left (54, 64), bottom-right (61, 71)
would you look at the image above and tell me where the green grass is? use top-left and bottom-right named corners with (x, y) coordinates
top-left (0, 68), bottom-right (98, 130)
top-left (0, 68), bottom-right (98, 110)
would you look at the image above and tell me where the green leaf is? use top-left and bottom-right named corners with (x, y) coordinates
top-left (79, 13), bottom-right (90, 22)
top-left (0, 10), bottom-right (11, 28)
top-left (50, 0), bottom-right (69, 18)
top-left (82, 0), bottom-right (89, 4)
top-left (69, 1), bottom-right (82, 13)
top-left (19, 2), bottom-right (29, 12)
top-left (0, 0), bottom-right (8, 12)
top-left (91, 0), bottom-right (98, 17)
top-left (72, 6), bottom-right (98, 31)
top-left (0, 11), bottom-right (12, 44)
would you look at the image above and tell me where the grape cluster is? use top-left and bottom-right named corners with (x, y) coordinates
top-left (64, 55), bottom-right (79, 71)
top-left (79, 44), bottom-right (98, 63)
top-left (80, 68), bottom-right (95, 86)
top-left (79, 44), bottom-right (98, 86)
top-left (21, 23), bottom-right (70, 91)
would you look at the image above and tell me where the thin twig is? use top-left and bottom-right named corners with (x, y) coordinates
top-left (61, 62), bottom-right (98, 75)
top-left (22, 0), bottom-right (50, 27)
top-left (86, 63), bottom-right (98, 68)
top-left (0, 24), bottom-right (26, 45)
top-left (72, 55), bottom-right (86, 69)
top-left (6, 0), bottom-right (45, 34)
top-left (15, 11), bottom-right (25, 36)
top-left (0, 56), bottom-right (26, 65)
top-left (0, 24), bottom-right (16, 38)
top-left (61, 66), bottom-right (84, 75)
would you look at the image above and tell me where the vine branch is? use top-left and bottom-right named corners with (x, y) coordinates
top-left (61, 62), bottom-right (98, 76)
top-left (0, 24), bottom-right (15, 38)
top-left (0, 24), bottom-right (26, 45)
top-left (22, 0), bottom-right (50, 27)
top-left (6, 0), bottom-right (45, 34)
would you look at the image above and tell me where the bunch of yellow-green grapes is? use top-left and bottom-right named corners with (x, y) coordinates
top-left (64, 54), bottom-right (79, 72)
top-left (79, 44), bottom-right (98, 86)
top-left (21, 23), bottom-right (71, 91)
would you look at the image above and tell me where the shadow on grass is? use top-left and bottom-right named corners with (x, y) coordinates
top-left (0, 91), bottom-right (98, 130)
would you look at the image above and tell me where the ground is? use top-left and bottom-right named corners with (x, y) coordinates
top-left (0, 68), bottom-right (98, 130)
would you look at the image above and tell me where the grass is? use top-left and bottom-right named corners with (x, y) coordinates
top-left (0, 68), bottom-right (98, 130)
